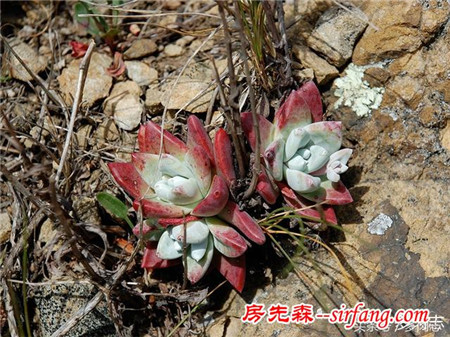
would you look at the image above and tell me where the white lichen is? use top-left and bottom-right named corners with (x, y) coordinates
top-left (334, 63), bottom-right (385, 117)
top-left (367, 213), bottom-right (393, 235)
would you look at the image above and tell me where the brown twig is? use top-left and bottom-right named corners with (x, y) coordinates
top-left (182, 214), bottom-right (188, 290)
top-left (55, 40), bottom-right (96, 186)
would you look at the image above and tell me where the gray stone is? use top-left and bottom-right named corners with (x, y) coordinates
top-left (164, 44), bottom-right (184, 57)
top-left (292, 44), bottom-right (339, 85)
top-left (125, 61), bottom-right (158, 86)
top-left (6, 38), bottom-right (47, 82)
top-left (307, 6), bottom-right (367, 67)
top-left (123, 39), bottom-right (157, 59)
top-left (0, 213), bottom-right (11, 244)
top-left (103, 81), bottom-right (143, 131)
top-left (58, 52), bottom-right (112, 107)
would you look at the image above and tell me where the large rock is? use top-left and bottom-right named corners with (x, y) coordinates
top-left (58, 52), bottom-right (112, 107)
top-left (292, 44), bottom-right (339, 85)
top-left (6, 38), bottom-right (47, 82)
top-left (353, 0), bottom-right (449, 64)
top-left (307, 6), bottom-right (367, 67)
top-left (103, 81), bottom-right (143, 131)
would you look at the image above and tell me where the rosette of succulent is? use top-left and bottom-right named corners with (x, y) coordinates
top-left (241, 81), bottom-right (353, 229)
top-left (108, 116), bottom-right (265, 292)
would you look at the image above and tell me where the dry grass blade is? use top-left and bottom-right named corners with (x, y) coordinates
top-left (55, 39), bottom-right (96, 186)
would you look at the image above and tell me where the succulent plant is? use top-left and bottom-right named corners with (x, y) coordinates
top-left (108, 116), bottom-right (265, 291)
top-left (242, 81), bottom-right (353, 228)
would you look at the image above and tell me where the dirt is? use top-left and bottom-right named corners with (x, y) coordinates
top-left (0, 1), bottom-right (448, 337)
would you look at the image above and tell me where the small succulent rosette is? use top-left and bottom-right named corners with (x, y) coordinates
top-left (108, 116), bottom-right (265, 291)
top-left (242, 81), bottom-right (353, 229)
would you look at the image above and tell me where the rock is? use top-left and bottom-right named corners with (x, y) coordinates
top-left (94, 119), bottom-right (119, 142)
top-left (75, 125), bottom-right (92, 149)
top-left (144, 88), bottom-right (163, 115)
top-left (125, 61), bottom-right (158, 86)
top-left (160, 59), bottom-right (227, 113)
top-left (441, 123), bottom-right (450, 152)
top-left (307, 6), bottom-right (367, 67)
top-left (123, 39), bottom-right (157, 59)
top-left (0, 213), bottom-right (11, 244)
top-left (353, 0), bottom-right (449, 65)
top-left (58, 52), bottom-right (112, 107)
top-left (292, 44), bottom-right (339, 85)
top-left (103, 81), bottom-right (142, 131)
top-left (33, 283), bottom-right (115, 337)
top-left (293, 68), bottom-right (315, 82)
top-left (6, 38), bottom-right (47, 81)
top-left (164, 44), bottom-right (184, 57)
top-left (160, 0), bottom-right (181, 10)
top-left (175, 36), bottom-right (195, 47)
top-left (362, 66), bottom-right (391, 87)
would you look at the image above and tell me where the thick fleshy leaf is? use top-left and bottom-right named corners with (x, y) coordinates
top-left (156, 231), bottom-right (183, 259)
top-left (190, 239), bottom-right (208, 261)
top-left (158, 215), bottom-right (199, 227)
top-left (215, 254), bottom-right (246, 293)
top-left (274, 88), bottom-right (312, 139)
top-left (302, 179), bottom-right (353, 205)
top-left (132, 153), bottom-right (193, 187)
top-left (206, 218), bottom-right (247, 258)
top-left (256, 168), bottom-right (279, 205)
top-left (154, 176), bottom-right (202, 205)
top-left (185, 145), bottom-right (212, 196)
top-left (187, 235), bottom-right (214, 284)
top-left (108, 162), bottom-right (152, 199)
top-left (192, 176), bottom-right (229, 217)
top-left (133, 224), bottom-right (164, 241)
top-left (285, 127), bottom-right (310, 161)
top-left (328, 148), bottom-right (353, 165)
top-left (134, 199), bottom-right (192, 218)
top-left (187, 115), bottom-right (215, 166)
top-left (241, 112), bottom-right (274, 153)
top-left (218, 201), bottom-right (266, 245)
top-left (305, 145), bottom-right (329, 173)
top-left (142, 242), bottom-right (181, 269)
top-left (279, 183), bottom-right (337, 226)
top-left (170, 220), bottom-right (210, 244)
top-left (300, 81), bottom-right (323, 123)
top-left (214, 129), bottom-right (236, 186)
top-left (285, 168), bottom-right (321, 193)
top-left (70, 41), bottom-right (88, 58)
top-left (264, 138), bottom-right (285, 181)
top-left (303, 122), bottom-right (342, 154)
top-left (138, 121), bottom-right (187, 159)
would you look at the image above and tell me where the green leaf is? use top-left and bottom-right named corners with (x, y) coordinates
top-left (97, 192), bottom-right (133, 229)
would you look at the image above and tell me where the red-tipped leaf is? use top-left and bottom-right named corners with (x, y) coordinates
top-left (206, 218), bottom-right (247, 258)
top-left (300, 81), bottom-right (323, 123)
top-left (142, 242), bottom-right (181, 269)
top-left (192, 176), bottom-right (229, 217)
top-left (185, 145), bottom-right (212, 196)
top-left (138, 121), bottom-right (187, 159)
top-left (108, 162), bottom-right (151, 199)
top-left (256, 168), bottom-right (279, 205)
top-left (215, 254), bottom-right (246, 293)
top-left (187, 115), bottom-right (215, 166)
top-left (214, 129), bottom-right (236, 186)
top-left (280, 183), bottom-right (337, 226)
top-left (302, 180), bottom-right (353, 205)
top-left (134, 199), bottom-right (192, 218)
top-left (241, 112), bottom-right (274, 153)
top-left (218, 201), bottom-right (266, 245)
top-left (274, 88), bottom-right (312, 139)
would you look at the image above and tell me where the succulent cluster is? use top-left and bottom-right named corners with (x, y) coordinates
top-left (108, 116), bottom-right (265, 291)
top-left (108, 81), bottom-right (352, 291)
top-left (241, 81), bottom-right (353, 229)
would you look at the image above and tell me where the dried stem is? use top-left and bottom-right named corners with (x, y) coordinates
top-left (234, 1), bottom-right (261, 199)
top-left (182, 214), bottom-right (188, 290)
top-left (276, 0), bottom-right (292, 83)
top-left (55, 40), bottom-right (96, 186)
top-left (217, 1), bottom-right (247, 179)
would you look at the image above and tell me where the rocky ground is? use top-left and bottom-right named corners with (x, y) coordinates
top-left (0, 0), bottom-right (449, 336)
